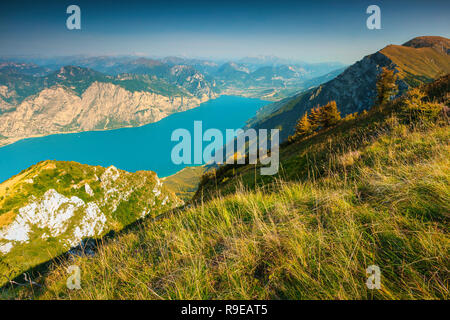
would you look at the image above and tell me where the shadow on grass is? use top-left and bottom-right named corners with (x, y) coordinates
top-left (0, 205), bottom-right (180, 295)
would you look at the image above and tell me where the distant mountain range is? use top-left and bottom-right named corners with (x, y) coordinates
top-left (0, 56), bottom-right (345, 147)
top-left (214, 62), bottom-right (345, 99)
top-left (249, 36), bottom-right (450, 141)
top-left (1, 37), bottom-right (448, 146)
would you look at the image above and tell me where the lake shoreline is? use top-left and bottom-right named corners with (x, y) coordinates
top-left (0, 96), bottom-right (269, 183)
top-left (0, 94), bottom-right (275, 149)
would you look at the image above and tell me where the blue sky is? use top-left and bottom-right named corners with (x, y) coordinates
top-left (0, 0), bottom-right (449, 64)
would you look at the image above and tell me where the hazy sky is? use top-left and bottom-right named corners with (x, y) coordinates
top-left (0, 0), bottom-right (449, 64)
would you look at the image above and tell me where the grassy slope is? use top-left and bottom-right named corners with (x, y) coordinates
top-left (3, 94), bottom-right (449, 299)
top-left (0, 161), bottom-right (179, 287)
top-left (381, 45), bottom-right (450, 83)
top-left (162, 166), bottom-right (208, 202)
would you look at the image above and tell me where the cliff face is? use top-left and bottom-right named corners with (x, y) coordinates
top-left (250, 36), bottom-right (450, 141)
top-left (0, 160), bottom-right (181, 284)
top-left (0, 63), bottom-right (220, 147)
top-left (168, 64), bottom-right (217, 99)
top-left (0, 81), bottom-right (213, 147)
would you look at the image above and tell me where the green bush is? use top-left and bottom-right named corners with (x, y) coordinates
top-left (400, 88), bottom-right (442, 124)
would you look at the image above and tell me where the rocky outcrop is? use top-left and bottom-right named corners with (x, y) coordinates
top-left (169, 65), bottom-right (216, 99)
top-left (0, 160), bottom-right (181, 284)
top-left (0, 189), bottom-right (106, 253)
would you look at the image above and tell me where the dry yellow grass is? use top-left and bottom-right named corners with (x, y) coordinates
top-left (0, 210), bottom-right (15, 228)
top-left (3, 110), bottom-right (448, 300)
top-left (381, 45), bottom-right (450, 79)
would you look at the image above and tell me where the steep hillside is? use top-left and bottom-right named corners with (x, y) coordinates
top-left (246, 67), bottom-right (346, 128)
top-left (0, 160), bottom-right (180, 286)
top-left (2, 77), bottom-right (448, 300)
top-left (250, 36), bottom-right (450, 141)
top-left (168, 65), bottom-right (217, 99)
top-left (380, 45), bottom-right (450, 84)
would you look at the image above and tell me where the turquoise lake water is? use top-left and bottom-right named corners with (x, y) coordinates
top-left (0, 96), bottom-right (268, 183)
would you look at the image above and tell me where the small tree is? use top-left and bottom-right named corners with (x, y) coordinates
top-left (376, 67), bottom-right (398, 107)
top-left (294, 112), bottom-right (313, 137)
top-left (321, 100), bottom-right (341, 127)
top-left (401, 87), bottom-right (442, 123)
top-left (309, 106), bottom-right (322, 130)
top-left (343, 112), bottom-right (358, 121)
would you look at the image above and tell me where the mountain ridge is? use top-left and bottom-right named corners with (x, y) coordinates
top-left (249, 36), bottom-right (450, 141)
